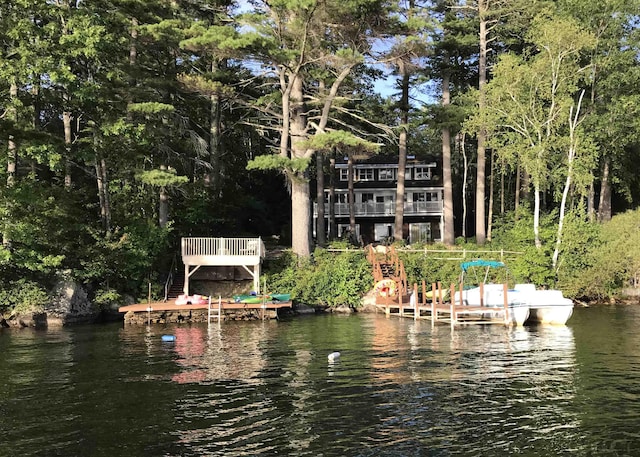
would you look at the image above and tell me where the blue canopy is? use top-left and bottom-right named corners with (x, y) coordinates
top-left (460, 259), bottom-right (505, 272)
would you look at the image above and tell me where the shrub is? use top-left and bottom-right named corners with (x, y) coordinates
top-left (0, 279), bottom-right (49, 315)
top-left (265, 248), bottom-right (373, 308)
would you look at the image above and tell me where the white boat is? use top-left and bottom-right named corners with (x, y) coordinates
top-left (513, 284), bottom-right (574, 325)
top-left (458, 283), bottom-right (530, 326)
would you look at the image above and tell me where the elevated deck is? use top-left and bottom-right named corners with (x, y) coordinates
top-left (181, 237), bottom-right (266, 295)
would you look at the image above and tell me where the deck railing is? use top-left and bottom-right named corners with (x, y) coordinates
top-left (181, 237), bottom-right (265, 259)
top-left (314, 201), bottom-right (443, 217)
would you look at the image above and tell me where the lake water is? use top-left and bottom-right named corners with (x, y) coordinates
top-left (2, 306), bottom-right (640, 456)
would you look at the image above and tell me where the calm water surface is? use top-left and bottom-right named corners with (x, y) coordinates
top-left (2, 306), bottom-right (640, 456)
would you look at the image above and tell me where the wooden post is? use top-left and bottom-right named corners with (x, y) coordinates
top-left (413, 283), bottom-right (418, 320)
top-left (479, 282), bottom-right (484, 307)
top-left (503, 283), bottom-right (510, 325)
top-left (399, 280), bottom-right (404, 317)
top-left (450, 283), bottom-right (456, 327)
top-left (431, 282), bottom-right (437, 323)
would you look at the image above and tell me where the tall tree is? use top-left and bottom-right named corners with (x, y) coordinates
top-left (243, 0), bottom-right (389, 257)
top-left (480, 13), bottom-right (595, 249)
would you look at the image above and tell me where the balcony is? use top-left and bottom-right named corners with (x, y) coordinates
top-left (181, 237), bottom-right (265, 267)
top-left (314, 201), bottom-right (443, 218)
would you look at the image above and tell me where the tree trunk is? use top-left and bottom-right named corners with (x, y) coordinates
top-left (487, 149), bottom-right (495, 241)
top-left (316, 151), bottom-right (326, 246)
top-left (63, 94), bottom-right (73, 188)
top-left (206, 60), bottom-right (222, 194)
top-left (515, 163), bottom-right (521, 215)
top-left (553, 92), bottom-right (584, 270)
top-left (347, 153), bottom-right (356, 231)
top-left (128, 16), bottom-right (138, 119)
top-left (159, 187), bottom-right (169, 228)
top-left (329, 156), bottom-right (337, 240)
top-left (100, 156), bottom-right (111, 235)
top-left (394, 61), bottom-right (409, 242)
top-left (28, 81), bottom-right (41, 177)
top-left (500, 158), bottom-right (505, 215)
top-left (475, 2), bottom-right (488, 245)
top-left (598, 159), bottom-right (611, 222)
top-left (461, 133), bottom-right (468, 240)
top-left (7, 80), bottom-right (18, 188)
top-left (442, 72), bottom-right (454, 245)
top-left (289, 74), bottom-right (312, 257)
top-left (587, 182), bottom-right (595, 222)
top-left (533, 184), bottom-right (541, 249)
top-left (4, 80), bottom-right (18, 247)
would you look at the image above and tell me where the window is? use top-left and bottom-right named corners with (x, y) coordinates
top-left (356, 168), bottom-right (374, 181)
top-left (413, 191), bottom-right (439, 203)
top-left (409, 223), bottom-right (431, 243)
top-left (338, 224), bottom-right (360, 239)
top-left (361, 193), bottom-right (374, 203)
top-left (378, 168), bottom-right (395, 181)
top-left (339, 169), bottom-right (349, 181)
top-left (374, 223), bottom-right (394, 242)
top-left (414, 166), bottom-right (432, 180)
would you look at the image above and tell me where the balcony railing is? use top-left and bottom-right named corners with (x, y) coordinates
top-left (181, 237), bottom-right (265, 266)
top-left (314, 201), bottom-right (443, 217)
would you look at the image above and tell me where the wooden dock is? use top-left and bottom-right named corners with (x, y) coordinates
top-left (119, 298), bottom-right (293, 324)
top-left (375, 281), bottom-right (512, 327)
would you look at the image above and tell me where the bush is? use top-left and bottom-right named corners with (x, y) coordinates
top-left (568, 209), bottom-right (640, 300)
top-left (265, 248), bottom-right (373, 308)
top-left (0, 279), bottom-right (49, 315)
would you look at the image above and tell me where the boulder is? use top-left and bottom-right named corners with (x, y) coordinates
top-left (46, 280), bottom-right (98, 326)
top-left (332, 304), bottom-right (354, 314)
top-left (294, 303), bottom-right (316, 315)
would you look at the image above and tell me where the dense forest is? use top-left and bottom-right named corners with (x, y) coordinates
top-left (1, 0), bottom-right (639, 312)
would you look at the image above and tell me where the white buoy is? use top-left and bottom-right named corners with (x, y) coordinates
top-left (328, 351), bottom-right (341, 362)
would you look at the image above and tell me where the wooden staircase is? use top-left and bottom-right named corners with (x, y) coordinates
top-left (164, 257), bottom-right (185, 301)
top-left (366, 245), bottom-right (409, 305)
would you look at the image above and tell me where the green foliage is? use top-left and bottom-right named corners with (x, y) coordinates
top-left (568, 209), bottom-right (640, 300)
top-left (136, 169), bottom-right (189, 188)
top-left (128, 102), bottom-right (176, 116)
top-left (0, 279), bottom-right (48, 315)
top-left (299, 130), bottom-right (380, 153)
top-left (247, 155), bottom-right (311, 174)
top-left (93, 288), bottom-right (123, 312)
top-left (79, 223), bottom-right (171, 300)
top-left (265, 249), bottom-right (373, 308)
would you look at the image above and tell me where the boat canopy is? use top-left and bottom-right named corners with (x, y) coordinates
top-left (460, 259), bottom-right (505, 272)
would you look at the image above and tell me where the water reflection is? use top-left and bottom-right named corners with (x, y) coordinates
top-left (7, 309), bottom-right (640, 456)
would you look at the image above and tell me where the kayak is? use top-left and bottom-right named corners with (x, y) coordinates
top-left (233, 293), bottom-right (291, 304)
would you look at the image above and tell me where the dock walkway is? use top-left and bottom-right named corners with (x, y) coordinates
top-left (119, 297), bottom-right (293, 324)
top-left (375, 282), bottom-right (512, 326)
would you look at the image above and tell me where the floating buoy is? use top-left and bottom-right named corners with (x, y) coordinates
top-left (161, 335), bottom-right (176, 342)
top-left (328, 351), bottom-right (341, 362)
top-left (374, 279), bottom-right (397, 297)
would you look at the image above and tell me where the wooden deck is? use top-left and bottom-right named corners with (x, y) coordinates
top-left (374, 281), bottom-right (512, 326)
top-left (119, 298), bottom-right (293, 314)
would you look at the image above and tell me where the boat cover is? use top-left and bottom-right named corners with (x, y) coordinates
top-left (460, 259), bottom-right (505, 272)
